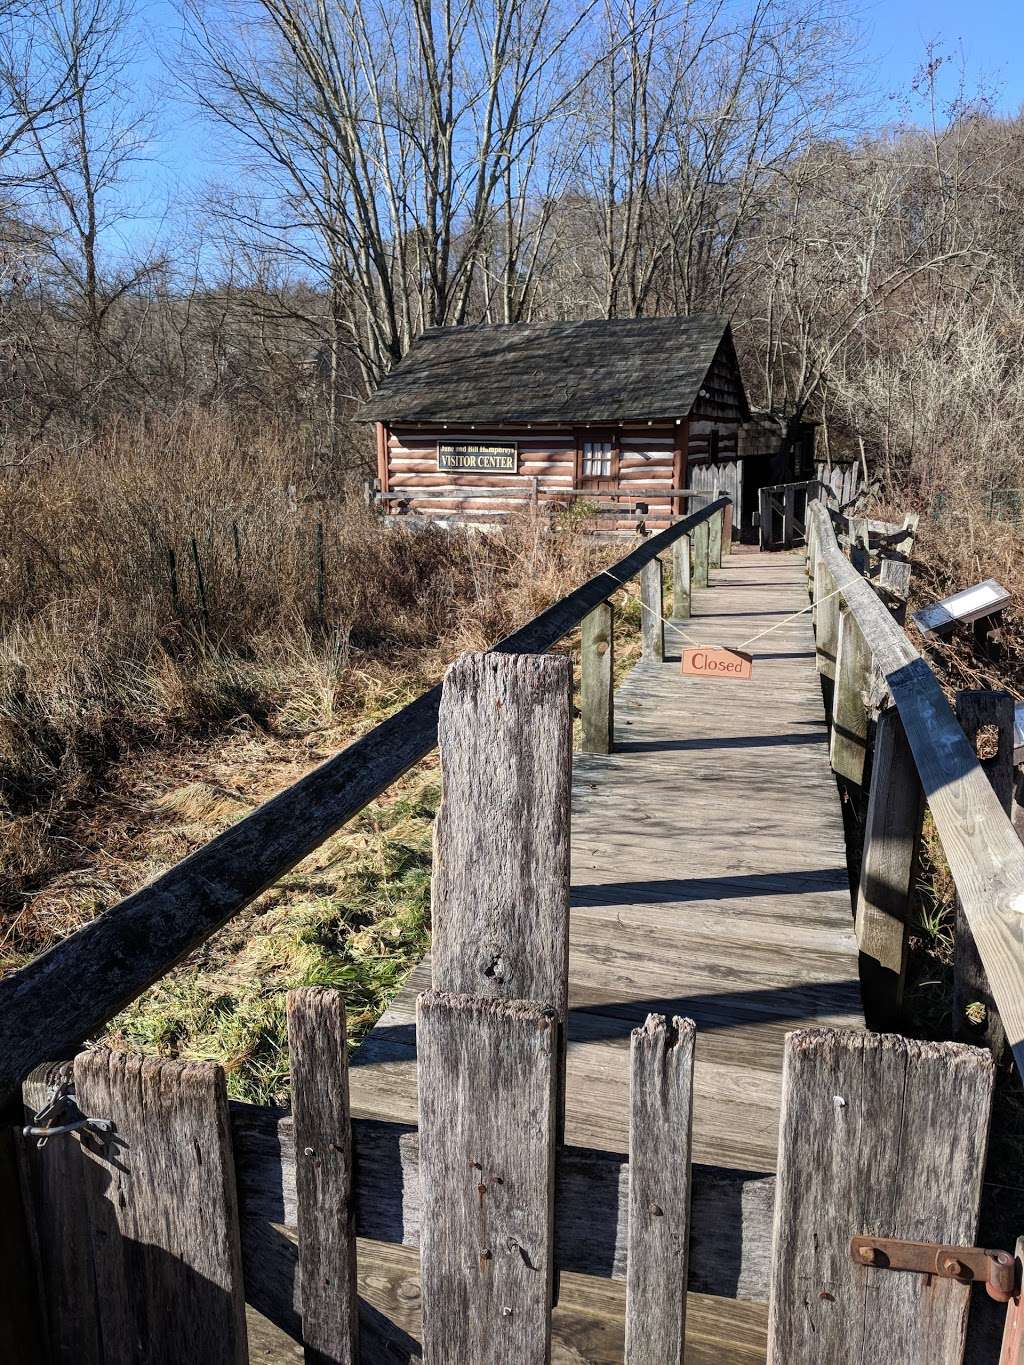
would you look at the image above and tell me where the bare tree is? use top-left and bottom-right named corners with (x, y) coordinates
top-left (180, 0), bottom-right (599, 400)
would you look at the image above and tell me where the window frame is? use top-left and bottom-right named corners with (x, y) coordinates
top-left (574, 427), bottom-right (621, 486)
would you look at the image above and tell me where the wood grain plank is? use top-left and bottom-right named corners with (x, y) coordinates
top-left (432, 652), bottom-right (572, 1018)
top-left (286, 988), bottom-right (357, 1364)
top-left (417, 991), bottom-right (557, 1365)
top-left (767, 1029), bottom-right (994, 1365)
top-left (74, 1050), bottom-right (248, 1364)
top-left (625, 1015), bottom-right (695, 1365)
top-left (640, 559), bottom-right (665, 661)
top-left (855, 706), bottom-right (924, 1029)
top-left (672, 534), bottom-right (691, 620)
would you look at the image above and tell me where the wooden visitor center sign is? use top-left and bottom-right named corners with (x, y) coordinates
top-left (437, 441), bottom-right (518, 473)
top-left (681, 647), bottom-right (753, 681)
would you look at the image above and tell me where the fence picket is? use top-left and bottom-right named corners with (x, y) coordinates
top-left (624, 1014), bottom-right (695, 1365)
top-left (768, 1029), bottom-right (994, 1365)
top-left (640, 558), bottom-right (664, 661)
top-left (417, 991), bottom-right (557, 1365)
top-left (74, 1050), bottom-right (248, 1364)
top-left (287, 987), bottom-right (358, 1364)
top-left (953, 688), bottom-right (1015, 1056)
top-left (432, 651), bottom-right (572, 1019)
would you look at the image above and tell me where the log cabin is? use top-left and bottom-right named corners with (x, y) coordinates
top-left (362, 315), bottom-right (785, 535)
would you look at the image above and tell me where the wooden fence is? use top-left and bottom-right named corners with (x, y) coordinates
top-left (4, 486), bottom-right (1024, 1363)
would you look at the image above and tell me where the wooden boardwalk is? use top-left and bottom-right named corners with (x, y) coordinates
top-left (347, 546), bottom-right (864, 1363)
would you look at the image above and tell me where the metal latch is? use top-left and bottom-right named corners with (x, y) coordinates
top-left (850, 1236), bottom-right (1018, 1303)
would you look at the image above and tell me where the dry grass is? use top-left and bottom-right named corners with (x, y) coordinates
top-left (0, 410), bottom-right (633, 1095)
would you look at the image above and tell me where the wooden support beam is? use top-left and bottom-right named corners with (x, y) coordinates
top-left (692, 519), bottom-right (710, 588)
top-left (830, 604), bottom-right (872, 785)
top-left (722, 500), bottom-right (733, 554)
top-left (855, 707), bottom-right (925, 1030)
top-left (625, 1015), bottom-right (695, 1365)
top-left (954, 689), bottom-right (1015, 1056)
top-left (758, 486), bottom-right (771, 550)
top-left (417, 992), bottom-right (557, 1365)
top-left (671, 534), bottom-right (691, 621)
top-left (286, 988), bottom-right (358, 1365)
top-left (768, 1029), bottom-right (994, 1365)
top-left (581, 604), bottom-right (614, 755)
top-left (74, 1051), bottom-right (249, 1363)
top-left (640, 558), bottom-right (665, 661)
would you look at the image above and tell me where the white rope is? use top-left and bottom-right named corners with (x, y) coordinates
top-left (604, 563), bottom-right (846, 654)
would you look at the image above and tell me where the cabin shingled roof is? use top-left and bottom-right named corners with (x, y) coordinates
top-left (360, 314), bottom-right (743, 425)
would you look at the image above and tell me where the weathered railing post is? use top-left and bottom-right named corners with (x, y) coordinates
top-left (640, 558), bottom-right (665, 661)
top-left (692, 518), bottom-right (710, 587)
top-left (708, 489), bottom-right (723, 567)
top-left (722, 499), bottom-right (733, 555)
top-left (953, 688), bottom-right (1015, 1056)
top-left (768, 1030), bottom-right (994, 1365)
top-left (74, 1052), bottom-right (249, 1358)
top-left (854, 707), bottom-right (925, 1029)
top-left (422, 652), bottom-right (571, 1363)
top-left (581, 603), bottom-right (614, 754)
top-left (671, 533), bottom-right (691, 620)
top-left (813, 557), bottom-right (840, 705)
top-left (830, 604), bottom-right (872, 785)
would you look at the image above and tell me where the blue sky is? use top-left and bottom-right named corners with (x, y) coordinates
top-left (122, 0), bottom-right (1024, 254)
top-left (864, 0), bottom-right (1024, 114)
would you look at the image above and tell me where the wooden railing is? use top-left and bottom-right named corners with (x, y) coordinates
top-left (0, 496), bottom-right (730, 1112)
top-left (808, 495), bottom-right (1024, 1069)
top-left (8, 490), bottom-right (1021, 1364)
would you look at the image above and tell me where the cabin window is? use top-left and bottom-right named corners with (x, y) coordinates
top-left (708, 429), bottom-right (719, 461)
top-left (576, 429), bottom-right (619, 483)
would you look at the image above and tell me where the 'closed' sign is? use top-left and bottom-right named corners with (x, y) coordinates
top-left (681, 647), bottom-right (753, 681)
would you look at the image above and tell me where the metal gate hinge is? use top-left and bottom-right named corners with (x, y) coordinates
top-left (851, 1236), bottom-right (1018, 1303)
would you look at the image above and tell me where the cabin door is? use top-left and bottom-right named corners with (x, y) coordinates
top-left (576, 429), bottom-right (620, 496)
